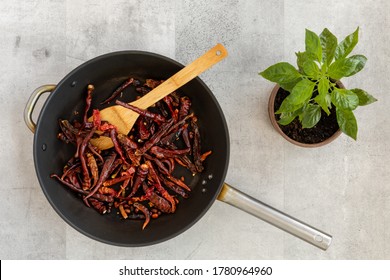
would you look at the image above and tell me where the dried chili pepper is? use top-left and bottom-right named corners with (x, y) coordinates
top-left (163, 95), bottom-right (177, 120)
top-left (200, 150), bottom-right (212, 162)
top-left (191, 117), bottom-right (204, 173)
top-left (58, 119), bottom-right (78, 143)
top-left (79, 128), bottom-right (96, 190)
top-left (83, 84), bottom-right (94, 127)
top-left (102, 170), bottom-right (134, 187)
top-left (135, 118), bottom-right (174, 156)
top-left (61, 162), bottom-right (80, 181)
top-left (144, 79), bottom-right (162, 89)
top-left (159, 123), bottom-right (188, 147)
top-left (109, 128), bottom-right (128, 165)
top-left (159, 176), bottom-right (189, 199)
top-left (115, 100), bottom-right (166, 124)
top-left (128, 164), bottom-right (149, 198)
top-left (99, 186), bottom-right (117, 197)
top-left (92, 109), bottom-right (116, 131)
top-left (149, 146), bottom-right (190, 159)
top-left (181, 125), bottom-right (191, 151)
top-left (179, 96), bottom-right (191, 120)
top-left (51, 174), bottom-right (113, 203)
top-left (145, 160), bottom-right (176, 213)
top-left (143, 154), bottom-right (170, 175)
top-left (101, 77), bottom-right (134, 104)
top-left (117, 133), bottom-right (138, 149)
top-left (133, 202), bottom-right (150, 230)
top-left (166, 175), bottom-right (191, 192)
top-left (136, 117), bottom-right (151, 140)
top-left (118, 204), bottom-right (128, 219)
top-left (88, 143), bottom-right (104, 163)
top-left (142, 182), bottom-right (172, 213)
top-left (87, 153), bottom-right (99, 188)
top-left (84, 152), bottom-right (117, 202)
top-left (175, 155), bottom-right (197, 175)
top-left (135, 86), bottom-right (150, 95)
top-left (89, 198), bottom-right (108, 214)
top-left (52, 78), bottom-right (212, 229)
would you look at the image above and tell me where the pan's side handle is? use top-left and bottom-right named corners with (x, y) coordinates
top-left (218, 182), bottom-right (332, 250)
top-left (24, 85), bottom-right (56, 133)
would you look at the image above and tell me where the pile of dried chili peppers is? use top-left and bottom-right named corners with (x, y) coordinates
top-left (51, 78), bottom-right (211, 229)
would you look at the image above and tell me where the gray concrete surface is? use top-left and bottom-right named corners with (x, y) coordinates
top-left (1, 0), bottom-right (389, 259)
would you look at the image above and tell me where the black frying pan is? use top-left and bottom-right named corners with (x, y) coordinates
top-left (25, 50), bottom-right (332, 249)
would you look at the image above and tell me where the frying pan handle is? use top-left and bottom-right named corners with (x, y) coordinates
top-left (24, 85), bottom-right (56, 133)
top-left (218, 182), bottom-right (332, 250)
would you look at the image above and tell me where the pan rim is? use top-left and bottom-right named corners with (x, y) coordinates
top-left (32, 50), bottom-right (230, 247)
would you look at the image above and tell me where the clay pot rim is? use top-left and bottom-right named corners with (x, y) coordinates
top-left (268, 83), bottom-right (343, 148)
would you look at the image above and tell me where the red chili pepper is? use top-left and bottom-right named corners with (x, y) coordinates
top-left (191, 117), bottom-right (204, 173)
top-left (100, 77), bottom-right (134, 105)
top-left (142, 182), bottom-right (172, 213)
top-left (84, 152), bottom-right (117, 202)
top-left (137, 117), bottom-right (151, 140)
top-left (109, 128), bottom-right (128, 165)
top-left (51, 174), bottom-right (113, 203)
top-left (83, 84), bottom-right (94, 127)
top-left (79, 128), bottom-right (96, 190)
top-left (117, 134), bottom-right (138, 149)
top-left (149, 146), bottom-right (190, 159)
top-left (87, 153), bottom-right (99, 188)
top-left (135, 118), bottom-right (175, 156)
top-left (53, 79), bottom-right (213, 229)
top-left (128, 164), bottom-right (149, 198)
top-left (133, 202), bottom-right (150, 230)
top-left (115, 100), bottom-right (166, 124)
top-left (179, 96), bottom-right (191, 120)
top-left (145, 160), bottom-right (176, 213)
top-left (159, 176), bottom-right (189, 199)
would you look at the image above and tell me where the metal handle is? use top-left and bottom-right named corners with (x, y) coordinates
top-left (218, 182), bottom-right (332, 250)
top-left (24, 85), bottom-right (56, 133)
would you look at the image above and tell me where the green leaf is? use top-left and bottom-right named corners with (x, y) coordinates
top-left (259, 62), bottom-right (302, 91)
top-left (331, 88), bottom-right (359, 110)
top-left (296, 51), bottom-right (309, 72)
top-left (305, 29), bottom-right (322, 62)
top-left (279, 79), bottom-right (302, 92)
top-left (278, 110), bottom-right (300, 125)
top-left (335, 27), bottom-right (359, 60)
top-left (320, 28), bottom-right (338, 65)
top-left (328, 55), bottom-right (367, 80)
top-left (345, 55), bottom-right (367, 76)
top-left (275, 96), bottom-right (305, 114)
top-left (350, 88), bottom-right (377, 106)
top-left (301, 104), bottom-right (322, 128)
top-left (336, 108), bottom-right (358, 140)
top-left (288, 79), bottom-right (316, 105)
top-left (314, 78), bottom-right (331, 115)
top-left (302, 60), bottom-right (320, 79)
top-left (276, 79), bottom-right (315, 114)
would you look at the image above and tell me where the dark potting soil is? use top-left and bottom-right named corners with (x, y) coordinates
top-left (274, 87), bottom-right (339, 144)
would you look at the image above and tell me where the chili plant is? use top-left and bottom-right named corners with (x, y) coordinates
top-left (260, 27), bottom-right (376, 140)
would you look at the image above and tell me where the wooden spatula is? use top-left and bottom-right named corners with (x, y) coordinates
top-left (90, 43), bottom-right (228, 150)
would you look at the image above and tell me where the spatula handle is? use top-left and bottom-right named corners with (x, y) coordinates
top-left (132, 44), bottom-right (228, 109)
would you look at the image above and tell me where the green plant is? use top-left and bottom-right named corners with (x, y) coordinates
top-left (259, 27), bottom-right (377, 140)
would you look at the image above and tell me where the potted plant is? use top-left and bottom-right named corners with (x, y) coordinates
top-left (260, 27), bottom-right (377, 147)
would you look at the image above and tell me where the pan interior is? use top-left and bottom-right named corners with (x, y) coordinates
top-left (33, 51), bottom-right (229, 246)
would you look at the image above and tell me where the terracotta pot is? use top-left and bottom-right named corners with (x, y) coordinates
top-left (268, 83), bottom-right (343, 148)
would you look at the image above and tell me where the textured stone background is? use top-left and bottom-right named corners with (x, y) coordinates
top-left (1, 0), bottom-right (389, 259)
